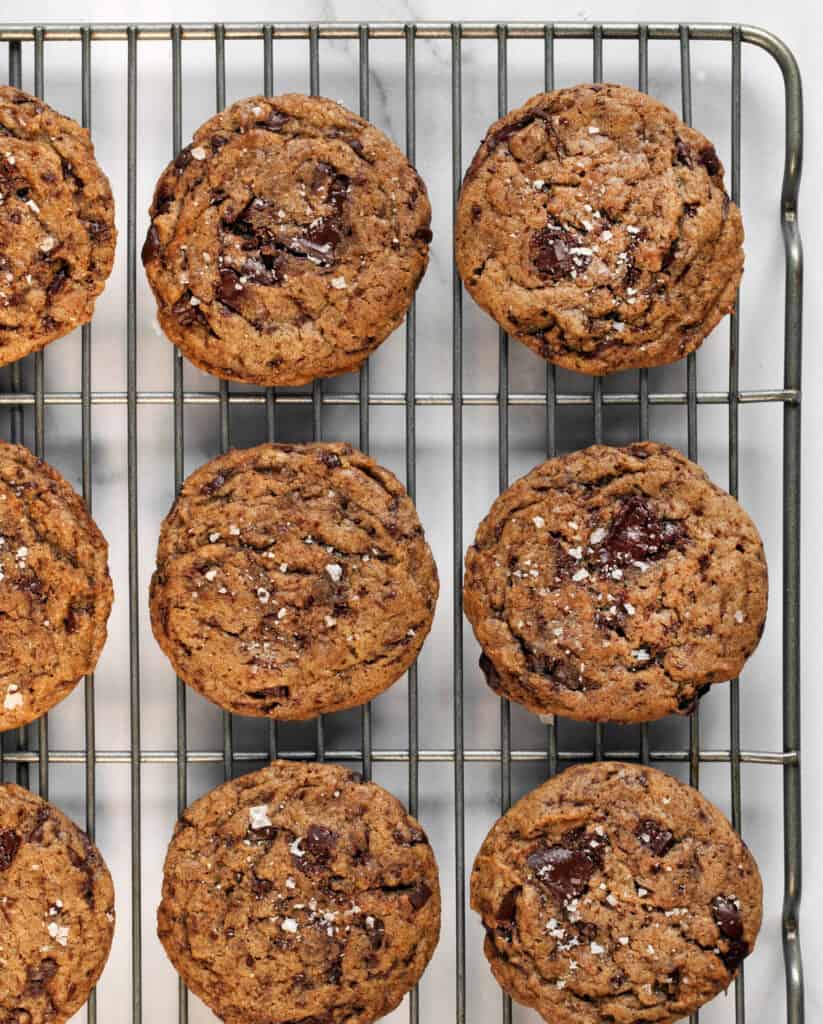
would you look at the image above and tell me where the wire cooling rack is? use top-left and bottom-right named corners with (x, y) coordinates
top-left (0, 20), bottom-right (803, 1024)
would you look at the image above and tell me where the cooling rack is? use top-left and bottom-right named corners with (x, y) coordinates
top-left (0, 20), bottom-right (803, 1024)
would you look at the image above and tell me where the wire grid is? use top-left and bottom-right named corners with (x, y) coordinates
top-left (0, 20), bottom-right (803, 1024)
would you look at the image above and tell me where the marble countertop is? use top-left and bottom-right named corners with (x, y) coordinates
top-left (1, 1), bottom-right (819, 1021)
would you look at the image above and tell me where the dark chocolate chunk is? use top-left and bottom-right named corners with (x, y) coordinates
top-left (711, 896), bottom-right (743, 940)
top-left (635, 819), bottom-right (675, 857)
top-left (594, 496), bottom-right (685, 568)
top-left (699, 144), bottom-right (722, 177)
top-left (0, 828), bottom-right (21, 870)
top-left (527, 844), bottom-right (596, 902)
top-left (495, 886), bottom-right (521, 937)
top-left (674, 137), bottom-right (694, 168)
top-left (218, 268), bottom-right (245, 310)
top-left (304, 824), bottom-right (337, 862)
top-left (408, 881), bottom-right (432, 910)
top-left (531, 221), bottom-right (588, 279)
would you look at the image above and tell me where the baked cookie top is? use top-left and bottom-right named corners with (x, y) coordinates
top-left (0, 86), bottom-right (116, 365)
top-left (0, 442), bottom-right (113, 730)
top-left (456, 83), bottom-right (743, 375)
top-left (464, 442), bottom-right (767, 723)
top-left (0, 784), bottom-right (115, 1024)
top-left (471, 762), bottom-right (762, 1024)
top-left (158, 760), bottom-right (441, 1024)
top-left (142, 93), bottom-right (431, 386)
top-left (150, 442), bottom-right (438, 719)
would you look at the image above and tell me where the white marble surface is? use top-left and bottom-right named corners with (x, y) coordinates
top-left (0, 1), bottom-right (819, 1021)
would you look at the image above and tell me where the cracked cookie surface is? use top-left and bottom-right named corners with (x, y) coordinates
top-left (0, 442), bottom-right (113, 731)
top-left (0, 783), bottom-right (115, 1024)
top-left (471, 762), bottom-right (762, 1024)
top-left (150, 442), bottom-right (438, 719)
top-left (0, 86), bottom-right (116, 366)
top-left (158, 760), bottom-right (441, 1024)
top-left (456, 83), bottom-right (743, 375)
top-left (463, 442), bottom-right (767, 723)
top-left (142, 93), bottom-right (431, 386)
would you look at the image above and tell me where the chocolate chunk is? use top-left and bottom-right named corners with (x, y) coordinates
top-left (0, 828), bottom-right (21, 869)
top-left (720, 939), bottom-right (749, 972)
top-left (531, 221), bottom-right (588, 279)
top-left (218, 268), bottom-right (245, 310)
top-left (594, 496), bottom-right (685, 568)
top-left (320, 452), bottom-right (341, 469)
top-left (635, 819), bottom-right (675, 857)
top-left (527, 844), bottom-right (596, 902)
top-left (25, 957), bottom-right (58, 994)
top-left (174, 145), bottom-right (193, 171)
top-left (699, 144), bottom-right (722, 177)
top-left (172, 291), bottom-right (208, 328)
top-left (711, 895), bottom-right (743, 940)
top-left (414, 227), bottom-right (433, 244)
top-left (368, 916), bottom-right (385, 950)
top-left (200, 472), bottom-right (225, 496)
top-left (247, 685), bottom-right (289, 700)
top-left (408, 881), bottom-right (432, 910)
top-left (304, 824), bottom-right (337, 862)
top-left (660, 239), bottom-right (678, 271)
top-left (46, 262), bottom-right (69, 297)
top-left (250, 874), bottom-right (274, 897)
top-left (479, 652), bottom-right (504, 694)
top-left (674, 137), bottom-right (693, 167)
top-left (495, 886), bottom-right (520, 937)
top-left (257, 109), bottom-right (289, 132)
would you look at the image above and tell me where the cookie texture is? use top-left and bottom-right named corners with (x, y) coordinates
top-left (0, 442), bottom-right (113, 730)
top-left (0, 783), bottom-right (115, 1023)
top-left (471, 762), bottom-right (762, 1024)
top-left (0, 86), bottom-right (116, 366)
top-left (142, 93), bottom-right (431, 386)
top-left (456, 83), bottom-right (743, 375)
top-left (158, 760), bottom-right (441, 1024)
top-left (464, 442), bottom-right (767, 723)
top-left (150, 442), bottom-right (438, 719)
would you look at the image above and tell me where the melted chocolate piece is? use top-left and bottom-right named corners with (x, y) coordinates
top-left (415, 227), bottom-right (434, 244)
top-left (256, 109), bottom-right (289, 132)
top-left (527, 845), bottom-right (595, 902)
top-left (711, 896), bottom-right (743, 940)
top-left (368, 916), bottom-right (385, 950)
top-left (174, 145), bottom-right (193, 171)
top-left (0, 828), bottom-right (21, 869)
top-left (409, 881), bottom-right (432, 910)
top-left (46, 262), bottom-right (69, 297)
top-left (496, 886), bottom-right (521, 938)
top-left (172, 291), bottom-right (208, 328)
top-left (635, 818), bottom-right (675, 857)
top-left (25, 957), bottom-right (58, 994)
top-left (594, 496), bottom-right (685, 569)
top-left (674, 137), bottom-right (694, 168)
top-left (304, 824), bottom-right (337, 862)
top-left (699, 144), bottom-right (722, 177)
top-left (200, 472), bottom-right (225, 496)
top-left (218, 268), bottom-right (245, 310)
top-left (531, 221), bottom-right (588, 279)
top-left (320, 451), bottom-right (341, 469)
top-left (720, 939), bottom-right (749, 972)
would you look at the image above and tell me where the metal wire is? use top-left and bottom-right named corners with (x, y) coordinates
top-left (0, 22), bottom-right (804, 1024)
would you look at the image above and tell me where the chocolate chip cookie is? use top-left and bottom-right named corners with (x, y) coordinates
top-left (0, 442), bottom-right (113, 731)
top-left (158, 759), bottom-right (440, 1024)
top-left (142, 93), bottom-right (431, 386)
top-left (150, 442), bottom-right (438, 719)
top-left (0, 783), bottom-right (115, 1023)
top-left (471, 761), bottom-right (762, 1024)
top-left (0, 86), bottom-right (116, 366)
top-left (464, 442), bottom-right (767, 723)
top-left (456, 83), bottom-right (743, 375)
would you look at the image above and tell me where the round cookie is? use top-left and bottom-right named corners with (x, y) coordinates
top-left (456, 83), bottom-right (743, 375)
top-left (150, 442), bottom-right (438, 719)
top-left (0, 783), bottom-right (115, 1023)
top-left (464, 442), bottom-right (767, 723)
top-left (158, 760), bottom-right (441, 1024)
top-left (0, 86), bottom-right (116, 366)
top-left (0, 442), bottom-right (113, 730)
top-left (142, 93), bottom-right (431, 386)
top-left (471, 762), bottom-right (762, 1024)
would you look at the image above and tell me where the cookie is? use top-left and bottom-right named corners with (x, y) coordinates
top-left (0, 783), bottom-right (115, 1023)
top-left (0, 442), bottom-right (113, 730)
top-left (456, 83), bottom-right (743, 375)
top-left (464, 442), bottom-right (767, 723)
top-left (142, 93), bottom-right (431, 386)
top-left (158, 759), bottom-right (440, 1024)
top-left (471, 761), bottom-right (762, 1024)
top-left (150, 442), bottom-right (438, 719)
top-left (0, 86), bottom-right (116, 366)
